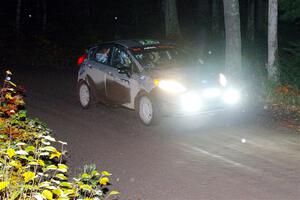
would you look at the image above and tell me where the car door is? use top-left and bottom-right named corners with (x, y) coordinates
top-left (87, 45), bottom-right (112, 100)
top-left (105, 47), bottom-right (131, 104)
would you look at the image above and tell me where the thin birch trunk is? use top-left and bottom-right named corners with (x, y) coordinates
top-left (223, 0), bottom-right (242, 79)
top-left (267, 0), bottom-right (279, 81)
top-left (164, 0), bottom-right (181, 39)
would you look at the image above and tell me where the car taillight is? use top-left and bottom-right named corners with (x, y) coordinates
top-left (77, 54), bottom-right (87, 66)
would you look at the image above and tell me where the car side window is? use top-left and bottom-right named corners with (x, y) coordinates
top-left (91, 46), bottom-right (111, 65)
top-left (111, 48), bottom-right (132, 68)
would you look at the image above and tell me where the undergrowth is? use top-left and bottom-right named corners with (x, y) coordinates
top-left (0, 70), bottom-right (119, 200)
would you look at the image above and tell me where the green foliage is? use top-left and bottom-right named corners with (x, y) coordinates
top-left (280, 42), bottom-right (300, 88)
top-left (0, 71), bottom-right (119, 199)
top-left (279, 0), bottom-right (300, 23)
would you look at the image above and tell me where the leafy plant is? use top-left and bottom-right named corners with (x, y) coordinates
top-left (263, 80), bottom-right (300, 112)
top-left (0, 71), bottom-right (119, 200)
top-left (279, 0), bottom-right (300, 23)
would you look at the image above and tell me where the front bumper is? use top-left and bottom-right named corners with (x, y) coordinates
top-left (154, 88), bottom-right (241, 117)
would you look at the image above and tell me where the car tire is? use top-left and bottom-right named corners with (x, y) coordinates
top-left (136, 94), bottom-right (161, 126)
top-left (78, 81), bottom-right (91, 109)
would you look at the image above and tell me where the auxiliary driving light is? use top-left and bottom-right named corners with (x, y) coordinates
top-left (219, 73), bottom-right (227, 87)
top-left (223, 89), bottom-right (240, 105)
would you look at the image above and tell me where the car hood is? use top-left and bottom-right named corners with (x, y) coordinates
top-left (143, 65), bottom-right (220, 89)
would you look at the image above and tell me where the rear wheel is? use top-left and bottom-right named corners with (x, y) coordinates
top-left (78, 81), bottom-right (91, 109)
top-left (136, 95), bottom-right (161, 126)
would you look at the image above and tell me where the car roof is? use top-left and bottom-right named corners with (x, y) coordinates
top-left (89, 39), bottom-right (176, 50)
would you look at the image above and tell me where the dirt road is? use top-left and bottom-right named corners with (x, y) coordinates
top-left (12, 68), bottom-right (300, 200)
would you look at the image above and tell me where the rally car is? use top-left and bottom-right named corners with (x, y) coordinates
top-left (77, 39), bottom-right (241, 125)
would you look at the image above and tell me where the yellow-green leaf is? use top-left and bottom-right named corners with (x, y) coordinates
top-left (50, 150), bottom-right (62, 159)
top-left (9, 190), bottom-right (20, 200)
top-left (23, 171), bottom-right (36, 183)
top-left (52, 188), bottom-right (63, 197)
top-left (56, 173), bottom-right (68, 180)
top-left (5, 93), bottom-right (13, 100)
top-left (42, 189), bottom-right (53, 200)
top-left (37, 160), bottom-right (45, 167)
top-left (28, 161), bottom-right (39, 166)
top-left (62, 188), bottom-right (76, 196)
top-left (57, 164), bottom-right (68, 173)
top-left (91, 170), bottom-right (100, 177)
top-left (101, 170), bottom-right (112, 176)
top-left (99, 177), bottom-right (109, 185)
top-left (109, 190), bottom-right (120, 196)
top-left (0, 181), bottom-right (9, 191)
top-left (25, 146), bottom-right (35, 153)
top-left (41, 146), bottom-right (57, 152)
top-left (7, 148), bottom-right (15, 158)
top-left (39, 181), bottom-right (51, 188)
top-left (79, 184), bottom-right (92, 192)
top-left (59, 182), bottom-right (72, 188)
top-left (46, 165), bottom-right (57, 171)
top-left (9, 160), bottom-right (22, 169)
top-left (81, 173), bottom-right (91, 179)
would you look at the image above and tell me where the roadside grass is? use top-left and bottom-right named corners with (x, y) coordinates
top-left (262, 80), bottom-right (300, 131)
top-left (264, 81), bottom-right (300, 109)
top-left (0, 71), bottom-right (119, 199)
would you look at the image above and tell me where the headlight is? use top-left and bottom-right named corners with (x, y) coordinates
top-left (219, 73), bottom-right (227, 87)
top-left (223, 89), bottom-right (240, 104)
top-left (155, 80), bottom-right (187, 94)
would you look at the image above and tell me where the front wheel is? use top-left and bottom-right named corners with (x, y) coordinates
top-left (78, 81), bottom-right (91, 109)
top-left (136, 95), bottom-right (161, 126)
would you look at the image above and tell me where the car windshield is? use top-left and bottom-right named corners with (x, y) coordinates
top-left (131, 47), bottom-right (194, 70)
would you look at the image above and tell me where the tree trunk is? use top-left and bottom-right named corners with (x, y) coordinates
top-left (42, 0), bottom-right (47, 33)
top-left (16, 0), bottom-right (22, 35)
top-left (164, 0), bottom-right (181, 39)
top-left (267, 0), bottom-right (279, 81)
top-left (212, 0), bottom-right (220, 34)
top-left (247, 0), bottom-right (255, 41)
top-left (223, 0), bottom-right (242, 79)
top-left (256, 0), bottom-right (267, 35)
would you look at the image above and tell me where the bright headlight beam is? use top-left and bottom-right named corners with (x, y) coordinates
top-left (219, 73), bottom-right (227, 87)
top-left (223, 89), bottom-right (240, 104)
top-left (157, 80), bottom-right (187, 94)
top-left (181, 92), bottom-right (202, 112)
top-left (202, 88), bottom-right (221, 98)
